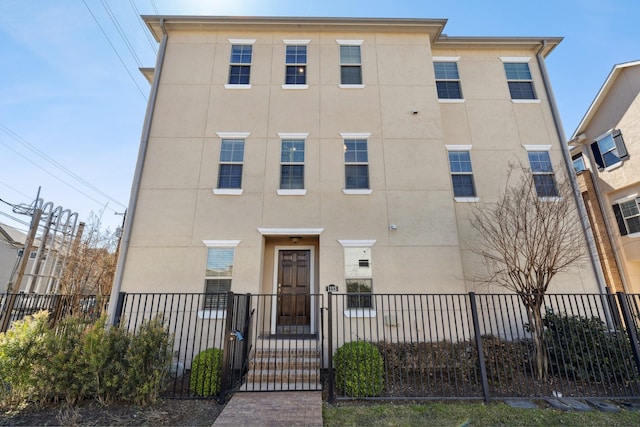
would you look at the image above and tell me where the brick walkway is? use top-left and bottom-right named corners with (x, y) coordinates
top-left (213, 391), bottom-right (323, 427)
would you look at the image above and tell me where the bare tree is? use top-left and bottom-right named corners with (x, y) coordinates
top-left (59, 213), bottom-right (118, 298)
top-left (470, 163), bottom-right (587, 380)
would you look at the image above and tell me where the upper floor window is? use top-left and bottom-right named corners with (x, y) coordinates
top-left (344, 247), bottom-right (373, 310)
top-left (227, 41), bottom-right (254, 86)
top-left (344, 138), bottom-right (369, 190)
top-left (613, 198), bottom-right (640, 236)
top-left (280, 139), bottom-right (305, 189)
top-left (434, 61), bottom-right (462, 100)
top-left (446, 147), bottom-right (476, 199)
top-left (217, 138), bottom-right (245, 190)
top-left (572, 153), bottom-right (586, 172)
top-left (591, 129), bottom-right (628, 171)
top-left (503, 60), bottom-right (536, 100)
top-left (527, 150), bottom-right (558, 197)
top-left (338, 41), bottom-right (363, 86)
top-left (285, 45), bottom-right (307, 85)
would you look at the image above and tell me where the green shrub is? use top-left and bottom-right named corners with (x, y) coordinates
top-left (334, 341), bottom-right (384, 397)
top-left (543, 309), bottom-right (635, 382)
top-left (122, 317), bottom-right (173, 405)
top-left (189, 348), bottom-right (224, 397)
top-left (0, 311), bottom-right (51, 407)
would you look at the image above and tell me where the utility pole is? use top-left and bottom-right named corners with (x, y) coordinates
top-left (7, 188), bottom-right (41, 293)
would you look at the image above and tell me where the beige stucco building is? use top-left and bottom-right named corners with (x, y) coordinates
top-left (570, 60), bottom-right (640, 293)
top-left (112, 16), bottom-right (602, 328)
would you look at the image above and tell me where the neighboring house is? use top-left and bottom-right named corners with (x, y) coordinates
top-left (569, 60), bottom-right (640, 293)
top-left (0, 222), bottom-right (27, 291)
top-left (112, 16), bottom-right (601, 328)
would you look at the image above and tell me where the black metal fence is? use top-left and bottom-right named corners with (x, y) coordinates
top-left (0, 293), bottom-right (108, 332)
top-left (326, 292), bottom-right (640, 402)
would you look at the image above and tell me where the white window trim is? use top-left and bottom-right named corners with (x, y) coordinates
top-left (343, 189), bottom-right (373, 195)
top-left (277, 189), bottom-right (307, 196)
top-left (604, 162), bottom-right (623, 172)
top-left (257, 228), bottom-right (324, 235)
top-left (454, 197), bottom-right (480, 203)
top-left (613, 193), bottom-right (638, 204)
top-left (225, 84), bottom-right (252, 89)
top-left (338, 240), bottom-right (376, 247)
top-left (344, 308), bottom-right (377, 318)
top-left (446, 145), bottom-right (472, 151)
top-left (217, 132), bottom-right (251, 138)
top-left (540, 197), bottom-right (563, 202)
top-left (340, 132), bottom-right (371, 138)
top-left (499, 56), bottom-right (531, 63)
top-left (339, 84), bottom-right (365, 89)
top-left (523, 144), bottom-right (552, 151)
top-left (213, 189), bottom-right (243, 196)
top-left (229, 39), bottom-right (256, 45)
top-left (278, 132), bottom-right (309, 139)
top-left (512, 99), bottom-right (541, 104)
top-left (202, 240), bottom-right (241, 247)
top-left (283, 39), bottom-right (310, 45)
top-left (282, 84), bottom-right (309, 90)
top-left (439, 99), bottom-right (465, 104)
top-left (336, 39), bottom-right (364, 45)
top-left (432, 56), bottom-right (460, 61)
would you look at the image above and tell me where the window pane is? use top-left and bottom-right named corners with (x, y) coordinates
top-left (620, 200), bottom-right (640, 218)
top-left (230, 45), bottom-right (252, 63)
top-left (448, 151), bottom-right (472, 173)
top-left (345, 165), bottom-right (369, 189)
top-left (220, 139), bottom-right (245, 162)
top-left (346, 279), bottom-right (372, 309)
top-left (280, 165), bottom-right (304, 189)
top-left (340, 45), bottom-right (361, 64)
top-left (206, 248), bottom-right (234, 277)
top-left (434, 62), bottom-right (459, 79)
top-left (528, 151), bottom-right (552, 173)
top-left (508, 82), bottom-right (535, 99)
top-left (341, 66), bottom-right (362, 84)
top-left (228, 65), bottom-right (251, 84)
top-left (504, 63), bottom-right (531, 80)
top-left (436, 81), bottom-right (462, 99)
top-left (218, 164), bottom-right (243, 188)
top-left (533, 175), bottom-right (558, 197)
top-left (628, 216), bottom-right (640, 234)
top-left (452, 174), bottom-right (476, 197)
top-left (572, 156), bottom-right (586, 172)
top-left (286, 45), bottom-right (306, 64)
top-left (205, 279), bottom-right (231, 310)
top-left (344, 139), bottom-right (368, 163)
top-left (281, 140), bottom-right (305, 163)
top-left (285, 65), bottom-right (306, 84)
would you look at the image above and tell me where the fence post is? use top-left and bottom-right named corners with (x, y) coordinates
top-left (219, 291), bottom-right (235, 404)
top-left (0, 293), bottom-right (18, 333)
top-left (617, 292), bottom-right (640, 378)
top-left (111, 292), bottom-right (126, 327)
top-left (469, 292), bottom-right (490, 403)
top-left (327, 289), bottom-right (335, 404)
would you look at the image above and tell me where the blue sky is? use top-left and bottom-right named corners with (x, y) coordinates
top-left (0, 0), bottom-right (638, 232)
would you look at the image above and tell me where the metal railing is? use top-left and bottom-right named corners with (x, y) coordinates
top-left (326, 292), bottom-right (640, 402)
top-left (0, 293), bottom-right (108, 332)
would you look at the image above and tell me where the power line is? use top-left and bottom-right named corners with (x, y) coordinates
top-left (0, 123), bottom-right (126, 209)
top-left (129, 0), bottom-right (158, 55)
top-left (0, 180), bottom-right (32, 199)
top-left (99, 0), bottom-right (144, 67)
top-left (0, 137), bottom-right (119, 214)
top-left (81, 0), bottom-right (148, 100)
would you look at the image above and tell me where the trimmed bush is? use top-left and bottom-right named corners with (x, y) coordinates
top-left (543, 309), bottom-right (635, 382)
top-left (190, 348), bottom-right (224, 397)
top-left (334, 341), bottom-right (384, 397)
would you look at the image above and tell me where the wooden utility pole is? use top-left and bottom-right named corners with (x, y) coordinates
top-left (7, 208), bottom-right (42, 293)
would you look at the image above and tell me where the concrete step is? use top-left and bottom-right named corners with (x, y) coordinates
top-left (246, 369), bottom-right (320, 383)
top-left (252, 349), bottom-right (320, 358)
top-left (249, 357), bottom-right (320, 370)
top-left (239, 382), bottom-right (321, 391)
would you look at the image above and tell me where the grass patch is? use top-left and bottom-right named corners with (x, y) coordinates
top-left (323, 401), bottom-right (640, 426)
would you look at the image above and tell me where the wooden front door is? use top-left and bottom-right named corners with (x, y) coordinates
top-left (277, 250), bottom-right (311, 333)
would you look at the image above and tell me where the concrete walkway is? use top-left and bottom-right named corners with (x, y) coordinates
top-left (213, 391), bottom-right (323, 427)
